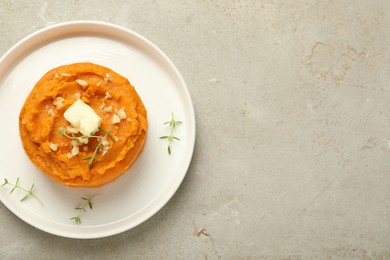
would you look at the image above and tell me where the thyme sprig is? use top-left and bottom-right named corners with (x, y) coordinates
top-left (82, 127), bottom-right (115, 141)
top-left (58, 126), bottom-right (115, 169)
top-left (70, 195), bottom-right (96, 224)
top-left (1, 177), bottom-right (44, 205)
top-left (57, 127), bottom-right (78, 140)
top-left (83, 127), bottom-right (115, 169)
top-left (160, 113), bottom-right (182, 155)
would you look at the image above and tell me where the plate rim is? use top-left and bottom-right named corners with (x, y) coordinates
top-left (0, 20), bottom-right (196, 239)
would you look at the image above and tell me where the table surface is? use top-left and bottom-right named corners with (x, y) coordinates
top-left (1, 0), bottom-right (389, 259)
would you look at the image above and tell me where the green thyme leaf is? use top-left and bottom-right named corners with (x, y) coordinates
top-left (1, 177), bottom-right (43, 205)
top-left (160, 113), bottom-right (182, 155)
top-left (70, 195), bottom-right (97, 224)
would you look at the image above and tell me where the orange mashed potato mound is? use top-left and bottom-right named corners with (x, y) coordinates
top-left (19, 63), bottom-right (147, 187)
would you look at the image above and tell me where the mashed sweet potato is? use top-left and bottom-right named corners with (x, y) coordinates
top-left (19, 63), bottom-right (147, 187)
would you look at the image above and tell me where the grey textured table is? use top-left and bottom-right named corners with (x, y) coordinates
top-left (1, 0), bottom-right (390, 259)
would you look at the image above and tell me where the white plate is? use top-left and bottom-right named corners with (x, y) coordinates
top-left (0, 21), bottom-right (195, 238)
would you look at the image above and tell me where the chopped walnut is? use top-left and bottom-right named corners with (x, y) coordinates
top-left (49, 142), bottom-right (58, 151)
top-left (99, 101), bottom-right (106, 111)
top-left (102, 146), bottom-right (109, 156)
top-left (53, 97), bottom-right (65, 109)
top-left (101, 136), bottom-right (109, 146)
top-left (104, 73), bottom-right (113, 83)
top-left (117, 107), bottom-right (127, 119)
top-left (71, 145), bottom-right (79, 156)
top-left (78, 137), bottom-right (89, 144)
top-left (111, 114), bottom-right (121, 124)
top-left (70, 140), bottom-right (78, 147)
top-left (99, 101), bottom-right (113, 114)
top-left (76, 79), bottom-right (88, 88)
top-left (47, 109), bottom-right (55, 116)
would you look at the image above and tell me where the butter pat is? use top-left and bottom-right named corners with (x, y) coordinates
top-left (64, 99), bottom-right (102, 136)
